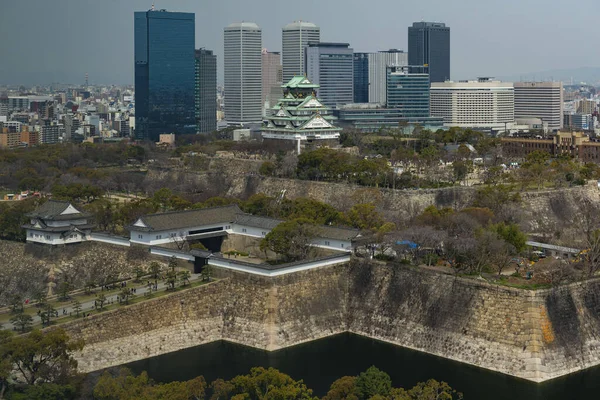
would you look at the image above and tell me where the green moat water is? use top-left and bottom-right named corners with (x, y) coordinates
top-left (126, 333), bottom-right (600, 399)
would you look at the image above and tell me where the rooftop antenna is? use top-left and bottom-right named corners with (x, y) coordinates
top-left (151, 3), bottom-right (155, 11)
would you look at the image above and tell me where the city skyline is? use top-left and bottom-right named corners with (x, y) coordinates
top-left (2, 0), bottom-right (600, 86)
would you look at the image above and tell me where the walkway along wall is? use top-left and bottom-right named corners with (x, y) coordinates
top-left (62, 262), bottom-right (600, 383)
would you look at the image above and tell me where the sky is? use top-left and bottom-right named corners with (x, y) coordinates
top-left (0, 0), bottom-right (598, 86)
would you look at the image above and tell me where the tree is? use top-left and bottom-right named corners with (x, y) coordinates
top-left (94, 368), bottom-right (207, 400)
top-left (58, 281), bottom-right (72, 301)
top-left (119, 288), bottom-right (134, 305)
top-left (0, 330), bottom-right (14, 399)
top-left (166, 257), bottom-right (178, 290)
top-left (7, 328), bottom-right (83, 386)
top-left (323, 376), bottom-right (359, 400)
top-left (260, 218), bottom-right (318, 262)
top-left (344, 203), bottom-right (385, 232)
top-left (521, 150), bottom-right (551, 189)
top-left (200, 265), bottom-right (213, 282)
top-left (491, 223), bottom-right (527, 253)
top-left (150, 262), bottom-right (162, 280)
top-left (33, 291), bottom-right (47, 308)
top-left (10, 312), bottom-right (33, 333)
top-left (391, 379), bottom-right (463, 400)
top-left (259, 161), bottom-right (276, 176)
top-left (179, 270), bottom-right (191, 287)
top-left (40, 304), bottom-right (57, 327)
top-left (72, 300), bottom-right (82, 318)
top-left (215, 366), bottom-right (316, 400)
top-left (355, 366), bottom-right (392, 399)
top-left (95, 293), bottom-right (107, 311)
top-left (84, 281), bottom-right (96, 295)
top-left (10, 295), bottom-right (24, 313)
top-left (133, 266), bottom-right (145, 283)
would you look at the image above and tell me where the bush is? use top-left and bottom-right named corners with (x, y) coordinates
top-left (374, 254), bottom-right (395, 261)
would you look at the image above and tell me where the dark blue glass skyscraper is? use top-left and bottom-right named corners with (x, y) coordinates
top-left (408, 22), bottom-right (450, 83)
top-left (353, 53), bottom-right (369, 103)
top-left (135, 9), bottom-right (195, 141)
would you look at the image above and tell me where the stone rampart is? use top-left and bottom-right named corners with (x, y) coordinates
top-left (65, 262), bottom-right (600, 383)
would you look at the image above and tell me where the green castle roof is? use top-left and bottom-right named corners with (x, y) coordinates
top-left (283, 76), bottom-right (320, 89)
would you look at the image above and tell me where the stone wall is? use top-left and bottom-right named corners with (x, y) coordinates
top-left (65, 261), bottom-right (600, 382)
top-left (149, 160), bottom-right (600, 223)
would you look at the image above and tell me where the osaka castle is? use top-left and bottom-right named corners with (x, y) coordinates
top-left (261, 76), bottom-right (341, 151)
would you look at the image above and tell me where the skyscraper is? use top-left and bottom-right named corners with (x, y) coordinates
top-left (514, 82), bottom-right (563, 130)
top-left (195, 49), bottom-right (217, 134)
top-left (386, 66), bottom-right (430, 118)
top-left (282, 21), bottom-right (320, 82)
top-left (353, 53), bottom-right (369, 103)
top-left (134, 9), bottom-right (195, 141)
top-left (408, 22), bottom-right (450, 83)
top-left (224, 22), bottom-right (262, 126)
top-left (261, 49), bottom-right (283, 115)
top-left (305, 43), bottom-right (354, 107)
top-left (353, 50), bottom-right (408, 105)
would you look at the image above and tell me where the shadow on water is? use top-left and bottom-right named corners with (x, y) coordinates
top-left (125, 333), bottom-right (600, 399)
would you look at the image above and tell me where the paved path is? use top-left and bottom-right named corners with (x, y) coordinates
top-left (4, 273), bottom-right (203, 331)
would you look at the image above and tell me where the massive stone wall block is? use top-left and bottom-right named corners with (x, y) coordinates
top-left (57, 260), bottom-right (600, 382)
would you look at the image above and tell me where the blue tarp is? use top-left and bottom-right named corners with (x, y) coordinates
top-left (396, 240), bottom-right (418, 249)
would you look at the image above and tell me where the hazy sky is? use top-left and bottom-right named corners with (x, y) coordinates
top-left (1, 0), bottom-right (597, 85)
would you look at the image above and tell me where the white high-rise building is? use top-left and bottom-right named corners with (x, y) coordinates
top-left (282, 21), bottom-right (320, 82)
top-left (369, 50), bottom-right (408, 104)
top-left (224, 22), bottom-right (262, 126)
top-left (514, 82), bottom-right (564, 130)
top-left (430, 78), bottom-right (514, 131)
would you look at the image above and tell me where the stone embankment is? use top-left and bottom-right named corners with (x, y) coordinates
top-left (147, 158), bottom-right (600, 222)
top-left (65, 262), bottom-right (600, 383)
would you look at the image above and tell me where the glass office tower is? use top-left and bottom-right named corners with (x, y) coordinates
top-left (408, 22), bottom-right (450, 83)
top-left (135, 9), bottom-right (195, 141)
top-left (353, 53), bottom-right (369, 103)
top-left (386, 66), bottom-right (430, 118)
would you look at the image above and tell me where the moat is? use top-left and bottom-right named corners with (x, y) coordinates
top-left (125, 333), bottom-right (600, 400)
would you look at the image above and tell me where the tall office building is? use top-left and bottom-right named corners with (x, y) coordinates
top-left (305, 42), bottom-right (354, 107)
top-left (353, 53), bottom-right (369, 103)
top-left (262, 49), bottom-right (283, 115)
top-left (514, 82), bottom-right (563, 130)
top-left (195, 49), bottom-right (217, 133)
top-left (134, 9), bottom-right (195, 140)
top-left (386, 66), bottom-right (430, 118)
top-left (224, 22), bottom-right (262, 126)
top-left (282, 21), bottom-right (320, 82)
top-left (354, 50), bottom-right (408, 104)
top-left (408, 22), bottom-right (450, 83)
top-left (370, 50), bottom-right (408, 104)
top-left (431, 78), bottom-right (514, 130)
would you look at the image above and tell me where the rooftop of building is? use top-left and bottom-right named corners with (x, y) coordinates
top-left (283, 21), bottom-right (319, 30)
top-left (26, 200), bottom-right (91, 220)
top-left (226, 22), bottom-right (261, 30)
top-left (283, 76), bottom-right (320, 89)
top-left (129, 204), bottom-right (242, 232)
top-left (307, 42), bottom-right (350, 48)
top-left (411, 21), bottom-right (448, 28)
